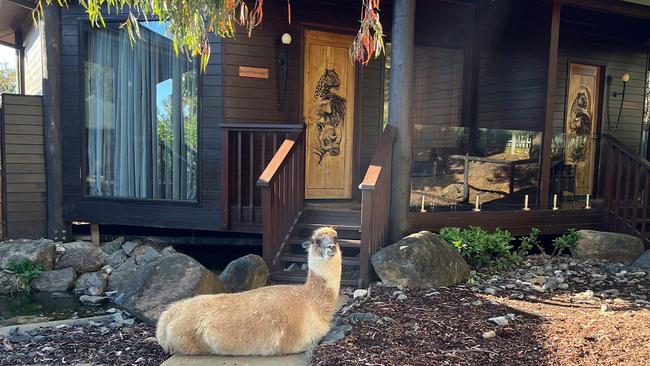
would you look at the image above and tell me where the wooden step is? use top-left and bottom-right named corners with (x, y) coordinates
top-left (270, 270), bottom-right (358, 287)
top-left (297, 223), bottom-right (361, 239)
top-left (279, 254), bottom-right (360, 266)
top-left (286, 237), bottom-right (361, 248)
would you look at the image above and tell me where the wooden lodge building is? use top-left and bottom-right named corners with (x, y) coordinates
top-left (1, 0), bottom-right (650, 286)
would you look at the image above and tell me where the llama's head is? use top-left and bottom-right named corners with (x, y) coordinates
top-left (304, 226), bottom-right (340, 260)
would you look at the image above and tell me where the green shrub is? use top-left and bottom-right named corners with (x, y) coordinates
top-left (7, 259), bottom-right (43, 290)
top-left (439, 226), bottom-right (520, 270)
top-left (518, 227), bottom-right (543, 256)
top-left (551, 228), bottom-right (581, 256)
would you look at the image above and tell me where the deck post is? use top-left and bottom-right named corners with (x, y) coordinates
top-left (388, 0), bottom-right (416, 241)
top-left (42, 7), bottom-right (66, 240)
top-left (539, 0), bottom-right (561, 209)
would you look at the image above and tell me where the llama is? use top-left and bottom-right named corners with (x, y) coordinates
top-left (155, 227), bottom-right (342, 356)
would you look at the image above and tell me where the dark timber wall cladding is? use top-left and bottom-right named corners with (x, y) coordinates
top-left (553, 6), bottom-right (650, 153)
top-left (59, 6), bottom-right (224, 231)
top-left (475, 0), bottom-right (550, 132)
top-left (1, 94), bottom-right (47, 239)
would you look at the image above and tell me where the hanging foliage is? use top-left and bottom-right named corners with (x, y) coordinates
top-left (35, 0), bottom-right (384, 70)
top-left (350, 0), bottom-right (384, 65)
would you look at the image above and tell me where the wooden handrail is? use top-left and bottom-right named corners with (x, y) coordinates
top-left (360, 125), bottom-right (396, 190)
top-left (601, 134), bottom-right (649, 248)
top-left (359, 125), bottom-right (396, 288)
top-left (257, 130), bottom-right (302, 187)
top-left (602, 134), bottom-right (650, 170)
top-left (257, 128), bottom-right (306, 271)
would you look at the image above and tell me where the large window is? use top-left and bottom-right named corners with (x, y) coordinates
top-left (84, 22), bottom-right (198, 201)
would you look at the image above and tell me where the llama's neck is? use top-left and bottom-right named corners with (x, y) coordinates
top-left (305, 252), bottom-right (341, 299)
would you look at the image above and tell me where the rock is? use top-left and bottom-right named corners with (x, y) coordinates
top-left (55, 241), bottom-right (104, 273)
top-left (79, 295), bottom-right (108, 305)
top-left (484, 287), bottom-right (497, 295)
top-left (372, 231), bottom-right (470, 287)
top-left (0, 271), bottom-right (20, 294)
top-left (113, 253), bottom-right (230, 324)
top-left (396, 294), bottom-right (408, 301)
top-left (106, 258), bottom-right (137, 292)
top-left (9, 331), bottom-right (30, 343)
top-left (106, 250), bottom-right (128, 269)
top-left (471, 300), bottom-right (483, 306)
top-left (488, 316), bottom-right (509, 326)
top-left (131, 245), bottom-right (161, 265)
top-left (482, 330), bottom-right (497, 339)
top-left (74, 271), bottom-right (107, 296)
top-left (350, 312), bottom-right (379, 325)
top-left (0, 239), bottom-right (56, 270)
top-left (161, 246), bottom-right (176, 256)
top-left (320, 324), bottom-right (353, 345)
top-left (353, 289), bottom-right (368, 299)
top-left (31, 268), bottom-right (76, 292)
top-left (573, 230), bottom-right (644, 264)
top-left (575, 289), bottom-right (594, 300)
top-left (600, 304), bottom-right (611, 313)
top-left (543, 277), bottom-right (559, 291)
top-left (600, 289), bottom-right (620, 298)
top-left (218, 254), bottom-right (268, 292)
top-left (101, 237), bottom-right (125, 254)
top-left (632, 250), bottom-right (650, 268)
top-left (121, 240), bottom-right (141, 256)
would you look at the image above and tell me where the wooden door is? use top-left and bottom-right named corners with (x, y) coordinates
top-left (303, 30), bottom-right (356, 199)
top-left (564, 63), bottom-right (602, 195)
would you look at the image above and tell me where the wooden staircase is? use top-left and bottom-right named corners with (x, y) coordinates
top-left (270, 202), bottom-right (363, 287)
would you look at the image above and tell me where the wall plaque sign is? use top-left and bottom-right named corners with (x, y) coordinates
top-left (239, 66), bottom-right (269, 79)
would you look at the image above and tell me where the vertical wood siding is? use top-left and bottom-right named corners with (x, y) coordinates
top-left (1, 94), bottom-right (47, 239)
top-left (59, 6), bottom-right (224, 230)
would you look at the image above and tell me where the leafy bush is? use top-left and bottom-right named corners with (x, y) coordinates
top-left (439, 226), bottom-right (520, 270)
top-left (7, 259), bottom-right (43, 290)
top-left (551, 228), bottom-right (581, 256)
top-left (518, 227), bottom-right (543, 256)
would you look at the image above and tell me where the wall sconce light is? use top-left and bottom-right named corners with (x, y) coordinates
top-left (277, 32), bottom-right (292, 110)
top-left (608, 73), bottom-right (630, 131)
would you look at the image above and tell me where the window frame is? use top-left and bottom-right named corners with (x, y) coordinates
top-left (79, 19), bottom-right (202, 205)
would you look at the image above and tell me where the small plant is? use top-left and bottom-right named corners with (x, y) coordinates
top-left (551, 228), bottom-right (582, 256)
top-left (518, 227), bottom-right (544, 256)
top-left (7, 259), bottom-right (43, 291)
top-left (439, 226), bottom-right (520, 270)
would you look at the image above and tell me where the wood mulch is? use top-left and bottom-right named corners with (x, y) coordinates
top-left (312, 285), bottom-right (650, 366)
top-left (0, 322), bottom-right (167, 366)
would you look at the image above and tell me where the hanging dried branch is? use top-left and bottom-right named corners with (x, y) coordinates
top-left (350, 0), bottom-right (385, 65)
top-left (35, 0), bottom-right (384, 70)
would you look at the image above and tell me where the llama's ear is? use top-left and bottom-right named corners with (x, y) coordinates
top-left (301, 240), bottom-right (311, 249)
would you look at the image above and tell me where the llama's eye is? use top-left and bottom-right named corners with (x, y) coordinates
top-left (323, 139), bottom-right (329, 146)
top-left (315, 239), bottom-right (322, 245)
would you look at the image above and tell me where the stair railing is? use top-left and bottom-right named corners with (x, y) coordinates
top-left (602, 134), bottom-right (650, 247)
top-left (359, 125), bottom-right (396, 288)
top-left (257, 128), bottom-right (306, 271)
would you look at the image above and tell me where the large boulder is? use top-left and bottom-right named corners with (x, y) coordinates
top-left (131, 245), bottom-right (161, 265)
top-left (219, 254), bottom-right (268, 292)
top-left (632, 250), bottom-right (650, 268)
top-left (113, 253), bottom-right (230, 324)
top-left (0, 239), bottom-right (56, 270)
top-left (0, 271), bottom-right (20, 294)
top-left (106, 257), bottom-right (138, 292)
top-left (371, 231), bottom-right (470, 288)
top-left (74, 271), bottom-right (107, 296)
top-left (106, 250), bottom-right (128, 269)
top-left (55, 241), bottom-right (104, 273)
top-left (31, 268), bottom-right (76, 292)
top-left (573, 230), bottom-right (645, 264)
top-left (101, 237), bottom-right (125, 255)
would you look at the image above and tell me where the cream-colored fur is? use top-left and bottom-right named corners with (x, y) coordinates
top-left (156, 227), bottom-right (342, 356)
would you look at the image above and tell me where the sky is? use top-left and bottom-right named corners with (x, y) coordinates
top-left (0, 44), bottom-right (16, 67)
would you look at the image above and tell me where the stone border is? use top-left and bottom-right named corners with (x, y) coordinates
top-left (0, 314), bottom-right (115, 337)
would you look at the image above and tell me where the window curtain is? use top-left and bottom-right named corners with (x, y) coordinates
top-left (85, 24), bottom-right (198, 201)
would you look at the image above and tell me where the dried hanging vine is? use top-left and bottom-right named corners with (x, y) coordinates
top-left (35, 0), bottom-right (384, 70)
top-left (350, 0), bottom-right (384, 65)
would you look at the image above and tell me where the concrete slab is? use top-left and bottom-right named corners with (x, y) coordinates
top-left (160, 353), bottom-right (308, 366)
